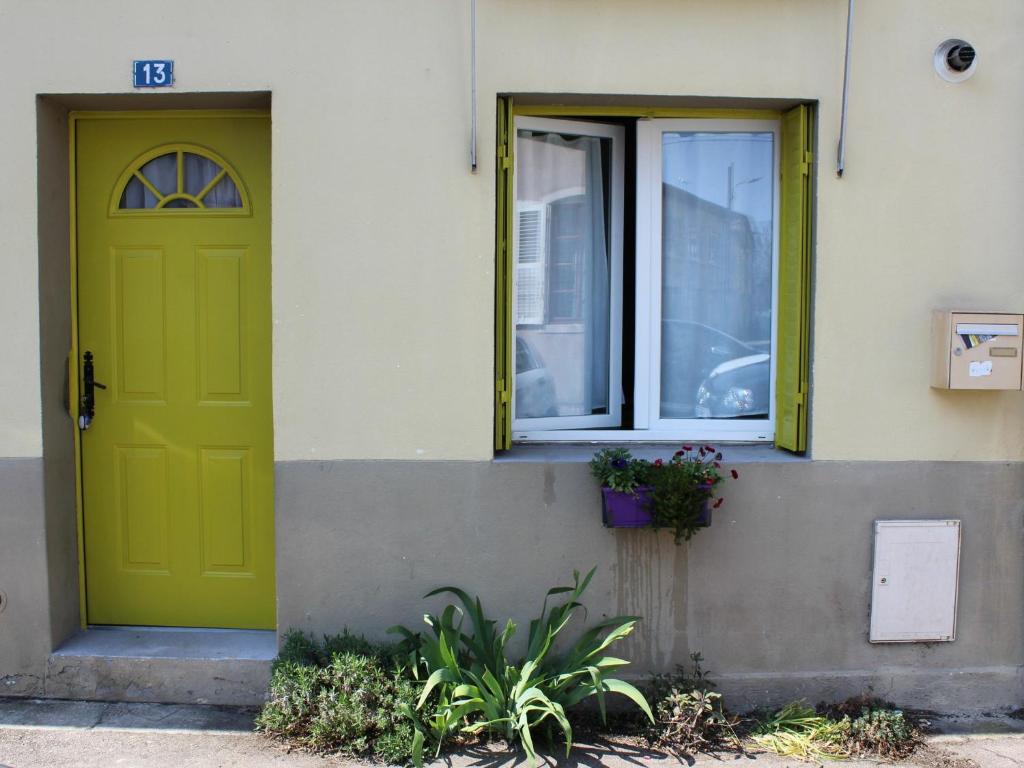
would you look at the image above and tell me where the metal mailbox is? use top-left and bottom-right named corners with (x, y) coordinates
top-left (931, 310), bottom-right (1023, 390)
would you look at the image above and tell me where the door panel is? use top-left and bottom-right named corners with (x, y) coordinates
top-left (76, 113), bottom-right (274, 629)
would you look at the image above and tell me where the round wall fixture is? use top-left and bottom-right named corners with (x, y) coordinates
top-left (934, 38), bottom-right (977, 82)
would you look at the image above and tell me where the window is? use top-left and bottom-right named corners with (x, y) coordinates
top-left (495, 100), bottom-right (813, 451)
top-left (112, 144), bottom-right (247, 213)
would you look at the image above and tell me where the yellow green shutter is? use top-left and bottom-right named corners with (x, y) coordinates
top-left (494, 96), bottom-right (514, 450)
top-left (776, 104), bottom-right (814, 452)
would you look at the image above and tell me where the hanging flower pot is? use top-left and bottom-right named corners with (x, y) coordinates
top-left (590, 446), bottom-right (736, 543)
top-left (601, 486), bottom-right (654, 527)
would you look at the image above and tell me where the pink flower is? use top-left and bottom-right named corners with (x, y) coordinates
top-left (681, 444), bottom-right (693, 452)
top-left (674, 450), bottom-right (684, 457)
top-left (704, 445), bottom-right (716, 453)
top-left (713, 498), bottom-right (724, 509)
top-left (654, 458), bottom-right (663, 467)
top-left (731, 469), bottom-right (739, 479)
top-left (713, 461), bottom-right (721, 468)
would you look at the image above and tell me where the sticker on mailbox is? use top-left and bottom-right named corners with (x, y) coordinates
top-left (969, 361), bottom-right (993, 377)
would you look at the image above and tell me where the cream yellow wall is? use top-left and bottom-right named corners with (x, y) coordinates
top-left (0, 0), bottom-right (1021, 461)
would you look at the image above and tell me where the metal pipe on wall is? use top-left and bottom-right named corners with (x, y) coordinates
top-left (837, 0), bottom-right (854, 177)
top-left (470, 0), bottom-right (478, 172)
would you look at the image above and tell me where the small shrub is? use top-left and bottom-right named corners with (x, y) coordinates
top-left (274, 628), bottom-right (396, 670)
top-left (827, 696), bottom-right (917, 759)
top-left (846, 706), bottom-right (914, 758)
top-left (257, 630), bottom-right (417, 765)
top-left (649, 652), bottom-right (739, 755)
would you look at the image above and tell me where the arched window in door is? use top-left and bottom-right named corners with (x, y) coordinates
top-left (112, 144), bottom-right (249, 213)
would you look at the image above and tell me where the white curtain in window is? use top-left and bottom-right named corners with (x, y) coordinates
top-left (515, 131), bottom-right (610, 419)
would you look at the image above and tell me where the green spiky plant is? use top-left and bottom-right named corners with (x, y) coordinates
top-left (389, 567), bottom-right (654, 766)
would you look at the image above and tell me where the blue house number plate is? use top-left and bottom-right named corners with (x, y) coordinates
top-left (133, 60), bottom-right (174, 88)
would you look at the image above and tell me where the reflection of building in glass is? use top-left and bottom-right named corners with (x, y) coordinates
top-left (661, 182), bottom-right (770, 345)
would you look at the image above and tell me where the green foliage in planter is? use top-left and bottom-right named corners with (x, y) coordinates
top-left (648, 652), bottom-right (739, 755)
top-left (389, 567), bottom-right (654, 767)
top-left (589, 448), bottom-right (649, 493)
top-left (256, 630), bottom-right (418, 765)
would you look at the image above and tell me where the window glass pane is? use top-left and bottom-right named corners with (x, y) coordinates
top-left (119, 176), bottom-right (150, 209)
top-left (660, 131), bottom-right (773, 419)
top-left (515, 130), bottom-right (612, 419)
top-left (119, 153), bottom-right (176, 209)
top-left (183, 153), bottom-right (222, 195)
top-left (184, 152), bottom-right (242, 208)
top-left (202, 173), bottom-right (243, 208)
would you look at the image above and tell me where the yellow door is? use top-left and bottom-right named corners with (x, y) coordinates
top-left (75, 112), bottom-right (274, 629)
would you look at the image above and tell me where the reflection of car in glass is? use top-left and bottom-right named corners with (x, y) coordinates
top-left (660, 321), bottom-right (769, 418)
top-left (515, 335), bottom-right (558, 418)
top-left (694, 353), bottom-right (770, 418)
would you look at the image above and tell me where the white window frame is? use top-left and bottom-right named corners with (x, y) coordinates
top-left (513, 117), bottom-right (780, 443)
top-left (511, 116), bottom-right (625, 434)
top-left (637, 118), bottom-right (780, 442)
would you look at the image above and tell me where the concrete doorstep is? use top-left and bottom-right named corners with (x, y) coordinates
top-left (0, 698), bottom-right (1023, 768)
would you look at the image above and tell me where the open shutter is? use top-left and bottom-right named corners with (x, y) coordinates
top-left (494, 96), bottom-right (514, 450)
top-left (775, 104), bottom-right (814, 452)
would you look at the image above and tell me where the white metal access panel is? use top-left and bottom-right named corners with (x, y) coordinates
top-left (869, 520), bottom-right (961, 643)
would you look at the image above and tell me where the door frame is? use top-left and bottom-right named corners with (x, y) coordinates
top-left (67, 109), bottom-right (273, 628)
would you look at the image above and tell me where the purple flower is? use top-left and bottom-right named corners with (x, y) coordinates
top-left (611, 458), bottom-right (628, 470)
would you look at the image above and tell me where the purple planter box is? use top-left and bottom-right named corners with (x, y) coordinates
top-left (601, 486), bottom-right (653, 527)
top-left (601, 486), bottom-right (712, 529)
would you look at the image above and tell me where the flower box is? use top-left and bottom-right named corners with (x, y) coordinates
top-left (601, 486), bottom-right (654, 527)
top-left (592, 445), bottom-right (730, 542)
top-left (601, 487), bottom-right (713, 530)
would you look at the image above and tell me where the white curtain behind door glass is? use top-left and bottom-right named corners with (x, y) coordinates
top-left (514, 131), bottom-right (610, 420)
top-left (119, 152), bottom-right (242, 209)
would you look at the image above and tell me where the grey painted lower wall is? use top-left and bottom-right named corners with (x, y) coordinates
top-left (0, 458), bottom-right (51, 696)
top-left (276, 459), bottom-right (1024, 713)
top-left (1, 455), bottom-right (1021, 711)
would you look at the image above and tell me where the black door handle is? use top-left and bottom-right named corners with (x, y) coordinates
top-left (79, 350), bottom-right (107, 430)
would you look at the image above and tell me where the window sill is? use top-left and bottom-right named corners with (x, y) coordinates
top-left (494, 442), bottom-right (808, 464)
